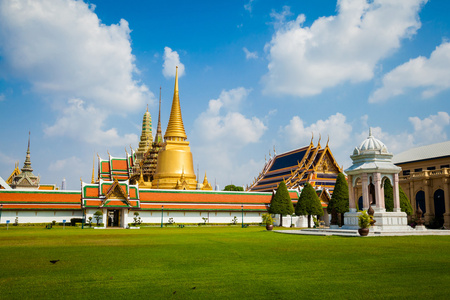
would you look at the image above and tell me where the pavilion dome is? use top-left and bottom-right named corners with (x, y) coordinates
top-left (353, 128), bottom-right (389, 156)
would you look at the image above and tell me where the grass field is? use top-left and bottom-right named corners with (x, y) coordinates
top-left (0, 226), bottom-right (449, 299)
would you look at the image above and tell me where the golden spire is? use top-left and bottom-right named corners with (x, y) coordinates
top-left (164, 66), bottom-right (187, 141)
top-left (154, 86), bottom-right (163, 143)
top-left (91, 155), bottom-right (95, 184)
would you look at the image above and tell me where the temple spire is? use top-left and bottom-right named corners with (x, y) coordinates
top-left (155, 86), bottom-right (163, 143)
top-left (21, 132), bottom-right (33, 173)
top-left (164, 66), bottom-right (187, 141)
top-left (136, 103), bottom-right (153, 160)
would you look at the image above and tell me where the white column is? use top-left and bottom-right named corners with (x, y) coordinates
top-left (123, 209), bottom-right (128, 228)
top-left (102, 209), bottom-right (107, 228)
top-left (374, 173), bottom-right (384, 211)
top-left (393, 173), bottom-right (401, 212)
top-left (348, 175), bottom-right (356, 212)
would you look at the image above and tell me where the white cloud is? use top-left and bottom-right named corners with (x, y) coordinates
top-left (263, 0), bottom-right (427, 97)
top-left (0, 151), bottom-right (16, 167)
top-left (0, 0), bottom-right (149, 151)
top-left (191, 88), bottom-right (267, 186)
top-left (244, 0), bottom-right (255, 13)
top-left (370, 42), bottom-right (450, 102)
top-left (44, 99), bottom-right (138, 147)
top-left (354, 112), bottom-right (449, 155)
top-left (409, 112), bottom-right (450, 145)
top-left (194, 88), bottom-right (264, 144)
top-left (243, 47), bottom-right (258, 60)
top-left (281, 113), bottom-right (352, 149)
top-left (162, 47), bottom-right (185, 78)
top-left (269, 5), bottom-right (293, 28)
top-left (0, 0), bottom-right (152, 111)
top-left (49, 156), bottom-right (83, 172)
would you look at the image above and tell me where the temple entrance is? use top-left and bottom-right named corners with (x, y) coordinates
top-left (358, 196), bottom-right (363, 211)
top-left (416, 191), bottom-right (425, 216)
top-left (107, 209), bottom-right (121, 227)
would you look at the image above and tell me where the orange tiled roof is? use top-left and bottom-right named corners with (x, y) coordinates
top-left (139, 190), bottom-right (272, 204)
top-left (0, 190), bottom-right (81, 210)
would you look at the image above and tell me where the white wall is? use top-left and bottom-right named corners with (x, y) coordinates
top-left (0, 210), bottom-right (82, 224)
top-left (1, 209), bottom-right (267, 225)
top-left (132, 211), bottom-right (263, 225)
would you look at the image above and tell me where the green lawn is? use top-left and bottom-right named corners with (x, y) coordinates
top-left (0, 226), bottom-right (449, 299)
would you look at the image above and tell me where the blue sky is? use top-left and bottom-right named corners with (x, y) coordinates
top-left (0, 0), bottom-right (449, 190)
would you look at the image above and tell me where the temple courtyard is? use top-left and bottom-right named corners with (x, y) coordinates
top-left (1, 226), bottom-right (449, 299)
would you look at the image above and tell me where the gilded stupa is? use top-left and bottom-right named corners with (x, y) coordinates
top-left (152, 67), bottom-right (197, 189)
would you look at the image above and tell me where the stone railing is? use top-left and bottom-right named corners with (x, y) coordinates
top-left (399, 168), bottom-right (449, 181)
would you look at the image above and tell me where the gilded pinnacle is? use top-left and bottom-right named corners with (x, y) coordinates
top-left (164, 66), bottom-right (187, 140)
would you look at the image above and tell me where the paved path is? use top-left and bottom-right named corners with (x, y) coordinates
top-left (274, 228), bottom-right (450, 237)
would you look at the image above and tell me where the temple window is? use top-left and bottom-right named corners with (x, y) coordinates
top-left (440, 165), bottom-right (449, 169)
top-left (414, 168), bottom-right (422, 172)
top-left (427, 166), bottom-right (436, 170)
top-left (403, 170), bottom-right (410, 176)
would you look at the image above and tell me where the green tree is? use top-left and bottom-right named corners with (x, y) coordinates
top-left (268, 180), bottom-right (294, 227)
top-left (223, 184), bottom-right (244, 191)
top-left (93, 210), bottom-right (103, 226)
top-left (384, 178), bottom-right (413, 215)
top-left (295, 183), bottom-right (324, 228)
top-left (399, 186), bottom-right (413, 215)
top-left (327, 173), bottom-right (349, 226)
top-left (384, 179), bottom-right (394, 211)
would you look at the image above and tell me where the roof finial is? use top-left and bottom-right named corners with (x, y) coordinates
top-left (310, 132), bottom-right (314, 146)
top-left (146, 103), bottom-right (148, 112)
top-left (91, 155), bottom-right (95, 184)
top-left (155, 86), bottom-right (163, 143)
top-left (369, 127), bottom-right (373, 137)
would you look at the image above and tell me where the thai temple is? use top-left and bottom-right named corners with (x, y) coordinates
top-left (248, 136), bottom-right (342, 224)
top-left (0, 67), bottom-right (303, 228)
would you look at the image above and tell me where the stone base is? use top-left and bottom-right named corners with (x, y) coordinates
top-left (342, 212), bottom-right (360, 230)
top-left (343, 211), bottom-right (411, 232)
top-left (415, 225), bottom-right (427, 231)
top-left (329, 225), bottom-right (340, 229)
top-left (371, 211), bottom-right (411, 232)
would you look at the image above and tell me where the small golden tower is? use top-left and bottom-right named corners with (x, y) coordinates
top-left (152, 67), bottom-right (197, 189)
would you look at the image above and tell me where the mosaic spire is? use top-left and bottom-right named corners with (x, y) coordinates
top-left (136, 105), bottom-right (153, 159)
top-left (164, 66), bottom-right (187, 141)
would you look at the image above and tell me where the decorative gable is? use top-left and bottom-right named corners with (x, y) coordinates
top-left (101, 179), bottom-right (132, 208)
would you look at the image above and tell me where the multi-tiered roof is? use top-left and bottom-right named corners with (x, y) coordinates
top-left (248, 138), bottom-right (341, 193)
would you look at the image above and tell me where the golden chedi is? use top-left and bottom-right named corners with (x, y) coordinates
top-left (152, 67), bottom-right (197, 189)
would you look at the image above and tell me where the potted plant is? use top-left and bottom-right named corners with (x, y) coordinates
top-left (358, 210), bottom-right (371, 236)
top-left (262, 213), bottom-right (274, 231)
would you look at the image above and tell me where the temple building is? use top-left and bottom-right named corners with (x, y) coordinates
top-left (248, 137), bottom-right (341, 193)
top-left (393, 141), bottom-right (450, 228)
top-left (1, 66), bottom-right (314, 228)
